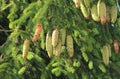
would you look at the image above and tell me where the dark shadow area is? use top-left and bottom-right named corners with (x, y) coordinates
top-left (0, 10), bottom-right (9, 46)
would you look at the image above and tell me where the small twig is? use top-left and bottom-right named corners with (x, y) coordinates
top-left (0, 25), bottom-right (14, 36)
top-left (0, 2), bottom-right (13, 12)
top-left (0, 29), bottom-right (14, 32)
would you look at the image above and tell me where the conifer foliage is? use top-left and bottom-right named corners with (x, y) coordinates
top-left (0, 0), bottom-right (120, 79)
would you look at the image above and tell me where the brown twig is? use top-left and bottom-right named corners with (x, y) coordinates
top-left (0, 25), bottom-right (14, 36)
